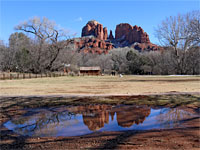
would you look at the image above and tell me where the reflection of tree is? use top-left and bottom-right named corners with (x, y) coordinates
top-left (11, 109), bottom-right (76, 136)
top-left (81, 105), bottom-right (151, 129)
top-left (9, 105), bottom-right (151, 136)
top-left (156, 108), bottom-right (193, 128)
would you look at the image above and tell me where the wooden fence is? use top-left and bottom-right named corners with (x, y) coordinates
top-left (0, 72), bottom-right (68, 80)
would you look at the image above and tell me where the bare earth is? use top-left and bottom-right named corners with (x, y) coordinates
top-left (0, 75), bottom-right (200, 96)
top-left (0, 75), bottom-right (200, 150)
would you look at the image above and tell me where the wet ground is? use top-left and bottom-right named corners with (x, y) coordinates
top-left (3, 105), bottom-right (199, 137)
top-left (0, 94), bottom-right (199, 150)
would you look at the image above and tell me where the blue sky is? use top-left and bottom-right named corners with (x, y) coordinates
top-left (0, 0), bottom-right (199, 45)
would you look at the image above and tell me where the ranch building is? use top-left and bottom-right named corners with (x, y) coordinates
top-left (80, 67), bottom-right (101, 76)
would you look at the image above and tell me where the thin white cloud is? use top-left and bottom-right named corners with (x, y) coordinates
top-left (75, 17), bottom-right (83, 22)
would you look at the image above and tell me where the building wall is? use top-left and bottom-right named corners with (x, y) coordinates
top-left (80, 70), bottom-right (100, 75)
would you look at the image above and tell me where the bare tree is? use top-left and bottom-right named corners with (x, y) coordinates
top-left (15, 16), bottom-right (73, 73)
top-left (181, 11), bottom-right (200, 50)
top-left (155, 10), bottom-right (200, 52)
top-left (155, 10), bottom-right (200, 74)
top-left (0, 41), bottom-right (8, 71)
top-left (184, 47), bottom-right (200, 74)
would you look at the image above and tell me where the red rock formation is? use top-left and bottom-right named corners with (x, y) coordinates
top-left (115, 23), bottom-right (150, 44)
top-left (82, 20), bottom-right (107, 40)
top-left (131, 43), bottom-right (163, 51)
top-left (114, 23), bottom-right (163, 51)
top-left (108, 30), bottom-right (114, 40)
top-left (103, 27), bottom-right (108, 40)
top-left (74, 37), bottom-right (113, 54)
top-left (78, 21), bottom-right (162, 54)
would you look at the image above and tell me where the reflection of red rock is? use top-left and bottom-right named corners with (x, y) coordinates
top-left (113, 106), bottom-right (151, 127)
top-left (69, 105), bottom-right (151, 130)
top-left (110, 111), bottom-right (115, 121)
top-left (83, 111), bottom-right (109, 131)
top-left (82, 105), bottom-right (111, 131)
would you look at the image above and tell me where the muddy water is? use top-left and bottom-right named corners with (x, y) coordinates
top-left (4, 105), bottom-right (197, 137)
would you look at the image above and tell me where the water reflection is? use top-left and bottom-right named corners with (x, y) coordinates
top-left (81, 105), bottom-right (150, 130)
top-left (156, 108), bottom-right (194, 128)
top-left (4, 105), bottom-right (197, 137)
top-left (114, 106), bottom-right (151, 127)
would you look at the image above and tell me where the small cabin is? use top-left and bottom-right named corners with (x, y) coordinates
top-left (80, 67), bottom-right (101, 76)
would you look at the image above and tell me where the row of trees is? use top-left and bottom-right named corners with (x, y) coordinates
top-left (0, 11), bottom-right (199, 75)
top-left (73, 47), bottom-right (199, 75)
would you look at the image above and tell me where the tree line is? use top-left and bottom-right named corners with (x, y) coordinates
top-left (0, 11), bottom-right (199, 75)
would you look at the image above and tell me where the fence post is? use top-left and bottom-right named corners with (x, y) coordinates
top-left (10, 74), bottom-right (12, 80)
top-left (3, 73), bottom-right (5, 80)
top-left (29, 73), bottom-right (31, 79)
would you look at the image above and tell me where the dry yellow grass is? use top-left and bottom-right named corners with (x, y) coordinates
top-left (0, 75), bottom-right (199, 96)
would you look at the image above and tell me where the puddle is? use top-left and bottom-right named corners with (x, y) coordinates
top-left (4, 105), bottom-right (197, 137)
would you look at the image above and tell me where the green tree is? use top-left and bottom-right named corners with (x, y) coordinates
top-left (126, 50), bottom-right (145, 74)
top-left (8, 32), bottom-right (31, 72)
top-left (15, 48), bottom-right (31, 72)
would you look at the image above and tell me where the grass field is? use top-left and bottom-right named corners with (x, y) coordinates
top-left (0, 75), bottom-right (199, 96)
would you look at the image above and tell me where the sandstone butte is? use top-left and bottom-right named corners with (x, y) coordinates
top-left (73, 20), bottom-right (162, 54)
